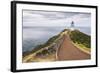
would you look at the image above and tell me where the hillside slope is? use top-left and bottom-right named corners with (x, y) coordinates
top-left (57, 33), bottom-right (90, 61)
top-left (69, 30), bottom-right (91, 53)
top-left (23, 29), bottom-right (91, 63)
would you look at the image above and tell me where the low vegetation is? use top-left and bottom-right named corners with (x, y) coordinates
top-left (23, 29), bottom-right (91, 62)
top-left (23, 34), bottom-right (60, 59)
top-left (69, 30), bottom-right (91, 48)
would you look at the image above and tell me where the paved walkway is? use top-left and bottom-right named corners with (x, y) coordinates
top-left (57, 34), bottom-right (90, 61)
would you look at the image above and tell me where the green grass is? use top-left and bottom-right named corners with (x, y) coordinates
top-left (69, 30), bottom-right (91, 49)
top-left (75, 43), bottom-right (90, 52)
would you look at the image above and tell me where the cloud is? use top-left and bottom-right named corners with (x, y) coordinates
top-left (23, 10), bottom-right (91, 27)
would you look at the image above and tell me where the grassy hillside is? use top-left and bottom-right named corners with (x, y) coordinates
top-left (23, 34), bottom-right (60, 58)
top-left (69, 30), bottom-right (91, 49)
top-left (23, 29), bottom-right (91, 62)
top-left (34, 34), bottom-right (60, 50)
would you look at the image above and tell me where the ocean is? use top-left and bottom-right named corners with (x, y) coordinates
top-left (23, 27), bottom-right (91, 52)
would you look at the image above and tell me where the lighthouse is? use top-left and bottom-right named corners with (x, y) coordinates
top-left (70, 21), bottom-right (75, 30)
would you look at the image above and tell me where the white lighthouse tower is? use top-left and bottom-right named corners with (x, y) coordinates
top-left (70, 21), bottom-right (75, 31)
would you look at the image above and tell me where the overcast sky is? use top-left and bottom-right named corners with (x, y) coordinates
top-left (23, 10), bottom-right (91, 27)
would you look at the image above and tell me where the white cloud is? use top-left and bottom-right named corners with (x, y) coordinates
top-left (23, 10), bottom-right (91, 27)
